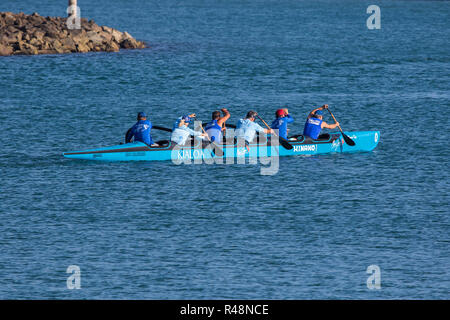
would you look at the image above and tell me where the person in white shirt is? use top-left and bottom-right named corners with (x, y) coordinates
top-left (170, 114), bottom-right (208, 145)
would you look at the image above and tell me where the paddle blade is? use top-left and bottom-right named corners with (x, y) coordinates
top-left (342, 133), bottom-right (356, 146)
top-left (326, 108), bottom-right (356, 146)
top-left (279, 137), bottom-right (294, 150)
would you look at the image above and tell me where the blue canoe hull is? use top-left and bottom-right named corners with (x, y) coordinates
top-left (63, 131), bottom-right (380, 162)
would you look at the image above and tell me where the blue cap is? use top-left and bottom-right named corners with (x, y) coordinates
top-left (138, 112), bottom-right (147, 118)
top-left (314, 110), bottom-right (323, 116)
top-left (182, 115), bottom-right (191, 123)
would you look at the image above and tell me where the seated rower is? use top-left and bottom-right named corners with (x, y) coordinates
top-left (303, 104), bottom-right (339, 140)
top-left (271, 108), bottom-right (293, 140)
top-left (205, 108), bottom-right (230, 143)
top-left (170, 114), bottom-right (208, 145)
top-left (126, 112), bottom-right (159, 146)
top-left (235, 111), bottom-right (273, 148)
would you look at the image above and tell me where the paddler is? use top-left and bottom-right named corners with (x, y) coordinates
top-left (303, 104), bottom-right (339, 139)
top-left (170, 114), bottom-right (208, 145)
top-left (125, 112), bottom-right (159, 146)
top-left (270, 108), bottom-right (293, 139)
top-left (204, 108), bottom-right (230, 143)
top-left (235, 111), bottom-right (273, 148)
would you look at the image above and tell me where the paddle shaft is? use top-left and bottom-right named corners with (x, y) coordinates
top-left (326, 108), bottom-right (355, 146)
top-left (152, 125), bottom-right (172, 132)
top-left (326, 109), bottom-right (345, 134)
top-left (256, 114), bottom-right (293, 150)
top-left (200, 125), bottom-right (211, 142)
top-left (200, 123), bottom-right (224, 156)
top-left (256, 115), bottom-right (275, 136)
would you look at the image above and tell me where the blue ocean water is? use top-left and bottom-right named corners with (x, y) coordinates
top-left (0, 0), bottom-right (449, 299)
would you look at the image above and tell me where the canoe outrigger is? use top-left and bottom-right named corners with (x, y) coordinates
top-left (62, 130), bottom-right (380, 162)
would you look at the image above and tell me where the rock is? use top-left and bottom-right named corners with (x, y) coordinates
top-left (102, 26), bottom-right (113, 34)
top-left (111, 29), bottom-right (123, 42)
top-left (29, 38), bottom-right (43, 49)
top-left (105, 41), bottom-right (120, 52)
top-left (0, 43), bottom-right (13, 56)
top-left (37, 49), bottom-right (58, 55)
top-left (14, 17), bottom-right (26, 28)
top-left (99, 31), bottom-right (113, 43)
top-left (121, 37), bottom-right (146, 49)
top-left (5, 30), bottom-right (23, 43)
top-left (76, 42), bottom-right (90, 53)
top-left (86, 31), bottom-right (104, 43)
top-left (122, 31), bottom-right (133, 40)
top-left (6, 25), bottom-right (20, 33)
top-left (16, 41), bottom-right (38, 55)
top-left (60, 37), bottom-right (76, 52)
top-left (28, 15), bottom-right (44, 27)
top-left (3, 13), bottom-right (15, 25)
top-left (0, 11), bottom-right (147, 56)
top-left (41, 36), bottom-right (53, 49)
top-left (84, 22), bottom-right (102, 33)
top-left (33, 30), bottom-right (46, 41)
top-left (120, 38), bottom-right (137, 49)
top-left (48, 38), bottom-right (61, 49)
top-left (72, 32), bottom-right (88, 46)
top-left (42, 24), bottom-right (61, 39)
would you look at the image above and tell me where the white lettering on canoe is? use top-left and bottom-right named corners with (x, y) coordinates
top-left (177, 149), bottom-right (207, 160)
top-left (171, 126), bottom-right (279, 176)
top-left (331, 139), bottom-right (341, 151)
top-left (293, 145), bottom-right (316, 152)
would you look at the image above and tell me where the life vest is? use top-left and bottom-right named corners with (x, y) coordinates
top-left (205, 119), bottom-right (222, 143)
top-left (303, 117), bottom-right (323, 139)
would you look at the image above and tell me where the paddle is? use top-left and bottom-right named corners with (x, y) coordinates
top-left (225, 123), bottom-right (236, 129)
top-left (152, 125), bottom-right (172, 133)
top-left (255, 114), bottom-right (294, 150)
top-left (199, 124), bottom-right (224, 157)
top-left (326, 108), bottom-right (356, 146)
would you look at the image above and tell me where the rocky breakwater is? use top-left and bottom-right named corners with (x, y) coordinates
top-left (0, 12), bottom-right (146, 56)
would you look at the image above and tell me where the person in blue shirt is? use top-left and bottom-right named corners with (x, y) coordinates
top-left (170, 114), bottom-right (208, 145)
top-left (126, 112), bottom-right (158, 146)
top-left (235, 111), bottom-right (273, 145)
top-left (205, 108), bottom-right (230, 143)
top-left (303, 104), bottom-right (339, 139)
top-left (271, 108), bottom-right (294, 139)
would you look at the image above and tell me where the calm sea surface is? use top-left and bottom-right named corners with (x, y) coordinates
top-left (0, 0), bottom-right (449, 299)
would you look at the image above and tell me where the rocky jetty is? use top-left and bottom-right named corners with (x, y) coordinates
top-left (0, 12), bottom-right (146, 56)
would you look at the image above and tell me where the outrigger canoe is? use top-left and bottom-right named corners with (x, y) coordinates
top-left (63, 131), bottom-right (380, 161)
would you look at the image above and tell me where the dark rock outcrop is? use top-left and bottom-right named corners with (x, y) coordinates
top-left (0, 12), bottom-right (146, 56)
